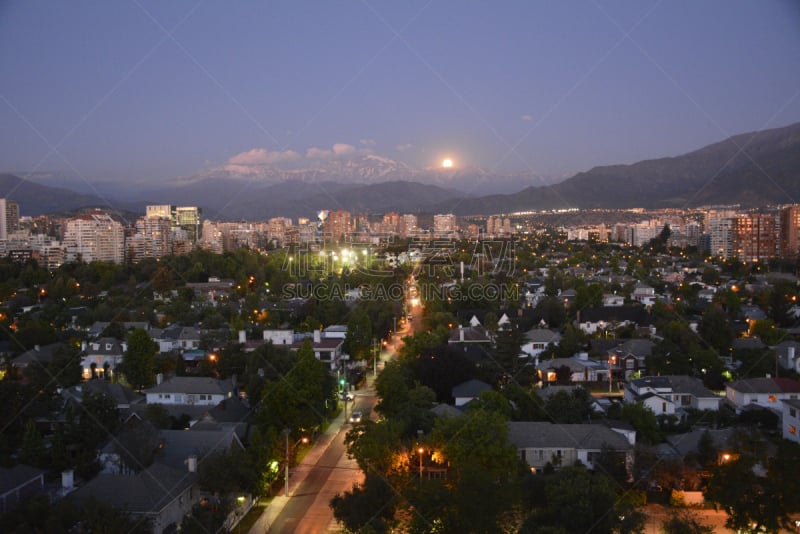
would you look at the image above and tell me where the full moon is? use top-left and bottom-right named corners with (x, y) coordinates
top-left (442, 158), bottom-right (454, 168)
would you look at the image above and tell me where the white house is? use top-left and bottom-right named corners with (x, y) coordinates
top-left (507, 422), bottom-right (633, 474)
top-left (80, 337), bottom-right (127, 380)
top-left (631, 282), bottom-right (656, 306)
top-left (520, 328), bottom-right (561, 359)
top-left (602, 294), bottom-right (625, 307)
top-left (262, 329), bottom-right (295, 345)
top-left (781, 399), bottom-right (800, 444)
top-left (625, 375), bottom-right (720, 411)
top-left (725, 377), bottom-right (800, 411)
top-left (144, 376), bottom-right (235, 406)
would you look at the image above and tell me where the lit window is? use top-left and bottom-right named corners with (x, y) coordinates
top-left (769, 395), bottom-right (777, 402)
top-left (790, 425), bottom-right (797, 435)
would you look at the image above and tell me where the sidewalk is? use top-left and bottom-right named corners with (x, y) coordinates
top-left (248, 371), bottom-right (381, 534)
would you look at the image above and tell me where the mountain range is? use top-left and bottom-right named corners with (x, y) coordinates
top-left (3, 121), bottom-right (800, 219)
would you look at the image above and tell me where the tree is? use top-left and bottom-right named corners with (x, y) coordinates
top-left (619, 402), bottom-right (661, 445)
top-left (662, 510), bottom-right (714, 534)
top-left (21, 419), bottom-right (46, 467)
top-left (121, 328), bottom-right (157, 389)
top-left (703, 450), bottom-right (800, 533)
top-left (698, 305), bottom-right (734, 354)
top-left (544, 389), bottom-right (593, 424)
top-left (344, 308), bottom-right (372, 362)
top-left (79, 391), bottom-right (120, 448)
top-left (543, 465), bottom-right (633, 534)
top-left (331, 474), bottom-right (396, 533)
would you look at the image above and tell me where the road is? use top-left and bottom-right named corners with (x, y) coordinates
top-left (249, 292), bottom-right (419, 534)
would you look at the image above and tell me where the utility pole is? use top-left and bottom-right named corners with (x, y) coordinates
top-left (283, 428), bottom-right (290, 497)
top-left (373, 337), bottom-right (378, 378)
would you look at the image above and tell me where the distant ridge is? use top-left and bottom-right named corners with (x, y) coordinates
top-left (441, 121), bottom-right (800, 214)
top-left (5, 121), bottom-right (800, 218)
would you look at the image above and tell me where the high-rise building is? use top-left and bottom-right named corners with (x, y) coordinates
top-left (398, 214), bottom-right (418, 238)
top-left (780, 205), bottom-right (800, 258)
top-left (433, 213), bottom-right (456, 237)
top-left (732, 213), bottom-right (777, 263)
top-left (706, 210), bottom-right (737, 257)
top-left (174, 206), bottom-right (202, 242)
top-left (145, 205), bottom-right (202, 243)
top-left (0, 198), bottom-right (20, 240)
top-left (63, 211), bottom-right (125, 263)
top-left (324, 210), bottom-right (351, 243)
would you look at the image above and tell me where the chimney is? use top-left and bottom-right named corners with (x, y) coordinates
top-left (81, 341), bottom-right (86, 351)
top-left (238, 330), bottom-right (246, 344)
top-left (156, 373), bottom-right (163, 385)
top-left (187, 455), bottom-right (197, 472)
top-left (313, 329), bottom-right (321, 343)
top-left (459, 325), bottom-right (464, 342)
top-left (788, 347), bottom-right (795, 366)
top-left (62, 470), bottom-right (74, 490)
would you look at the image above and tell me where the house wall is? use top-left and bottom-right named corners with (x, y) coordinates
top-left (147, 483), bottom-right (197, 534)
top-left (727, 389), bottom-right (799, 409)
top-left (642, 396), bottom-right (675, 415)
top-left (694, 397), bottom-right (721, 411)
top-left (519, 447), bottom-right (577, 471)
top-left (782, 404), bottom-right (800, 444)
top-left (145, 392), bottom-right (226, 405)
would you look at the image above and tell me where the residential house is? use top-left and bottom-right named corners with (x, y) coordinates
top-left (80, 337), bottom-right (126, 380)
top-left (520, 328), bottom-right (561, 360)
top-left (781, 399), bottom-right (800, 444)
top-left (0, 465), bottom-right (45, 513)
top-left (625, 375), bottom-right (720, 413)
top-left (536, 354), bottom-right (606, 384)
top-left (145, 376), bottom-right (235, 406)
top-left (87, 321), bottom-right (150, 339)
top-left (605, 339), bottom-right (654, 380)
top-left (774, 341), bottom-right (800, 373)
top-left (575, 306), bottom-right (655, 336)
top-left (151, 324), bottom-right (202, 353)
top-left (664, 427), bottom-right (744, 464)
top-left (70, 461), bottom-right (198, 534)
top-left (452, 379), bottom-right (493, 407)
top-left (286, 330), bottom-right (344, 371)
top-left (726, 377), bottom-right (800, 411)
top-left (603, 294), bottom-right (625, 307)
top-left (507, 421), bottom-right (633, 474)
top-left (11, 342), bottom-right (64, 370)
top-left (448, 325), bottom-right (492, 345)
top-left (631, 282), bottom-right (656, 306)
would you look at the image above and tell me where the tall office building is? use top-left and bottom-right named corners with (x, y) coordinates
top-left (732, 213), bottom-right (777, 263)
top-left (706, 210), bottom-right (737, 258)
top-left (780, 205), bottom-right (800, 258)
top-left (433, 213), bottom-right (456, 237)
top-left (324, 210), bottom-right (352, 243)
top-left (0, 199), bottom-right (20, 240)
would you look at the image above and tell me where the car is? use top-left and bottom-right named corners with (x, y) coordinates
top-left (341, 391), bottom-right (354, 401)
top-left (349, 411), bottom-right (362, 424)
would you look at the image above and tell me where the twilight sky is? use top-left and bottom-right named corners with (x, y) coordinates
top-left (1, 0), bottom-right (799, 186)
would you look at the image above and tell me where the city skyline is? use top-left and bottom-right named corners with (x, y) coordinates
top-left (1, 1), bottom-right (799, 191)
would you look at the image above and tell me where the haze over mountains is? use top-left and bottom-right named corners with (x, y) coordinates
top-left (4, 121), bottom-right (800, 219)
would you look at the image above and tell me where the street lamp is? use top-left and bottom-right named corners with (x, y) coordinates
top-left (418, 447), bottom-right (424, 478)
top-left (373, 337), bottom-right (378, 378)
top-left (282, 428), bottom-right (309, 497)
top-left (283, 428), bottom-right (290, 496)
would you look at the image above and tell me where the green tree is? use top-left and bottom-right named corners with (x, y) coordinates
top-left (544, 465), bottom-right (633, 534)
top-left (620, 402), bottom-right (661, 444)
top-left (21, 419), bottom-right (46, 467)
top-left (331, 474), bottom-right (396, 533)
top-left (698, 305), bottom-right (734, 354)
top-left (79, 391), bottom-right (120, 448)
top-left (121, 328), bottom-right (157, 389)
top-left (662, 510), bottom-right (714, 533)
top-left (344, 308), bottom-right (372, 362)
